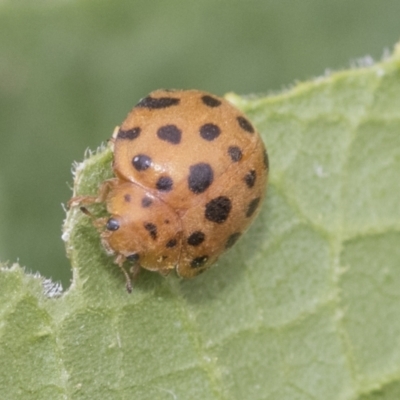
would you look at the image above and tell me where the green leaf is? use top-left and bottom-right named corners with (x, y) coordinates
top-left (1, 44), bottom-right (400, 400)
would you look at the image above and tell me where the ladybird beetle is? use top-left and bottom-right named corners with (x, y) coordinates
top-left (70, 89), bottom-right (268, 292)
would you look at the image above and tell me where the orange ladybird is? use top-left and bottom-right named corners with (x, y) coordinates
top-left (72, 89), bottom-right (268, 291)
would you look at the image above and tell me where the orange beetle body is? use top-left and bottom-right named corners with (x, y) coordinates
top-left (74, 89), bottom-right (268, 289)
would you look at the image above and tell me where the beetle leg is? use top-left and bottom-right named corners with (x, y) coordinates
top-left (112, 254), bottom-right (132, 293)
top-left (68, 178), bottom-right (118, 209)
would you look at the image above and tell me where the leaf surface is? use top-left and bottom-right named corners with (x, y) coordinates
top-left (1, 45), bottom-right (400, 400)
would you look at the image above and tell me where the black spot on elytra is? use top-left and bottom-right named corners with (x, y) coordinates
top-left (200, 123), bottom-right (221, 141)
top-left (156, 176), bottom-right (173, 192)
top-left (228, 146), bottom-right (242, 162)
top-left (117, 127), bottom-right (141, 140)
top-left (157, 124), bottom-right (182, 144)
top-left (141, 196), bottom-right (152, 208)
top-left (244, 170), bottom-right (256, 188)
top-left (124, 194), bottom-right (131, 202)
top-left (201, 95), bottom-right (221, 108)
top-left (127, 253), bottom-right (140, 262)
top-left (246, 197), bottom-right (261, 218)
top-left (188, 163), bottom-right (214, 194)
top-left (144, 222), bottom-right (157, 240)
top-left (225, 232), bottom-right (242, 249)
top-left (263, 149), bottom-right (269, 170)
top-left (205, 196), bottom-right (232, 223)
top-left (136, 96), bottom-right (180, 109)
top-left (166, 238), bottom-right (177, 248)
top-left (106, 218), bottom-right (120, 231)
top-left (187, 231), bottom-right (205, 246)
top-left (237, 116), bottom-right (254, 133)
top-left (190, 256), bottom-right (209, 268)
top-left (132, 154), bottom-right (152, 171)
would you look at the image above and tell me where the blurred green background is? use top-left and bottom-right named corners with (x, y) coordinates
top-left (1, 0), bottom-right (399, 288)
